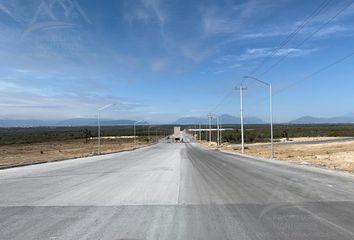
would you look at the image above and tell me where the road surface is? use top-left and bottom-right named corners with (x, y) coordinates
top-left (1, 140), bottom-right (354, 239)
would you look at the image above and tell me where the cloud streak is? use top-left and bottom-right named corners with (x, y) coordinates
top-left (0, 91), bottom-right (146, 120)
top-left (124, 0), bottom-right (166, 26)
top-left (238, 47), bottom-right (318, 61)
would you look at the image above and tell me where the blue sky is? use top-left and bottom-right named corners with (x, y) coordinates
top-left (0, 0), bottom-right (354, 123)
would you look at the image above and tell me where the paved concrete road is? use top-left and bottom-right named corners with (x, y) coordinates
top-left (1, 141), bottom-right (354, 240)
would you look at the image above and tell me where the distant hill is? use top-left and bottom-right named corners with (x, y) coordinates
top-left (56, 118), bottom-right (136, 126)
top-left (0, 119), bottom-right (54, 127)
top-left (173, 117), bottom-right (206, 125)
top-left (290, 116), bottom-right (328, 124)
top-left (3, 114), bottom-right (353, 127)
top-left (290, 114), bottom-right (354, 124)
top-left (219, 114), bottom-right (265, 124)
top-left (173, 114), bottom-right (264, 125)
top-left (0, 118), bottom-right (137, 127)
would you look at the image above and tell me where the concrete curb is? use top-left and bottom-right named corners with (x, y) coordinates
top-left (194, 142), bottom-right (354, 177)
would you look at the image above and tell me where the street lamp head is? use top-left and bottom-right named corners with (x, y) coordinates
top-left (134, 120), bottom-right (149, 126)
top-left (242, 75), bottom-right (270, 87)
top-left (134, 120), bottom-right (142, 125)
top-left (98, 103), bottom-right (115, 111)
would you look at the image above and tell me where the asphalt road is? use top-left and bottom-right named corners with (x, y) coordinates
top-left (1, 140), bottom-right (354, 240)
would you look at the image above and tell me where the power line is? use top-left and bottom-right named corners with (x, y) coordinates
top-left (258, 0), bottom-right (354, 77)
top-left (210, 89), bottom-right (234, 113)
top-left (273, 50), bottom-right (354, 95)
top-left (207, 78), bottom-right (243, 114)
top-left (207, 0), bottom-right (353, 116)
top-left (213, 91), bottom-right (236, 115)
top-left (209, 0), bottom-right (332, 112)
top-left (245, 48), bottom-right (354, 107)
top-left (248, 0), bottom-right (333, 76)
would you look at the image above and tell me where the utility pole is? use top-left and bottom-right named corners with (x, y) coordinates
top-left (148, 125), bottom-right (154, 143)
top-left (97, 111), bottom-right (101, 154)
top-left (236, 86), bottom-right (247, 154)
top-left (216, 116), bottom-right (220, 147)
top-left (219, 116), bottom-right (222, 145)
top-left (208, 113), bottom-right (212, 143)
top-left (199, 123), bottom-right (201, 142)
top-left (270, 83), bottom-right (274, 158)
top-left (134, 120), bottom-right (144, 148)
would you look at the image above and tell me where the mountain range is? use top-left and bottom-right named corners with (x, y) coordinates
top-left (173, 114), bottom-right (265, 125)
top-left (56, 118), bottom-right (136, 126)
top-left (1, 113), bottom-right (354, 127)
top-left (289, 114), bottom-right (354, 124)
top-left (0, 119), bottom-right (136, 127)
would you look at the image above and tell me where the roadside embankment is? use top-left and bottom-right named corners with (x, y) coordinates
top-left (201, 137), bottom-right (354, 173)
top-left (0, 137), bottom-right (158, 168)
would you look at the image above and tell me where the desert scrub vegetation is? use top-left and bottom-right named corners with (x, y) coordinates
top-left (0, 125), bottom-right (173, 146)
top-left (199, 124), bottom-right (354, 144)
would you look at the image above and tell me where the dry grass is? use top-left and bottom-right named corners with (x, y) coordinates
top-left (0, 138), bottom-right (153, 167)
top-left (221, 140), bottom-right (354, 173)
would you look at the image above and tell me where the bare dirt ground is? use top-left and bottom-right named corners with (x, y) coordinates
top-left (0, 138), bottom-right (157, 168)
top-left (278, 136), bottom-right (351, 143)
top-left (202, 138), bottom-right (354, 173)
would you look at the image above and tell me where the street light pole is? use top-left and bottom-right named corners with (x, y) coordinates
top-left (97, 111), bottom-right (100, 154)
top-left (216, 116), bottom-right (220, 147)
top-left (270, 83), bottom-right (274, 158)
top-left (236, 86), bottom-right (247, 154)
top-left (134, 120), bottom-right (144, 148)
top-left (208, 113), bottom-right (212, 143)
top-left (219, 115), bottom-right (222, 145)
top-left (134, 123), bottom-right (136, 147)
top-left (209, 113), bottom-right (220, 147)
top-left (243, 76), bottom-right (274, 158)
top-left (199, 123), bottom-right (201, 142)
top-left (148, 125), bottom-right (154, 143)
top-left (97, 103), bottom-right (114, 155)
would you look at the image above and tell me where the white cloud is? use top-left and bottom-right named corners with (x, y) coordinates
top-left (239, 23), bottom-right (354, 41)
top-left (241, 31), bottom-right (290, 39)
top-left (213, 55), bottom-right (238, 64)
top-left (228, 63), bottom-right (241, 68)
top-left (203, 14), bottom-right (236, 35)
top-left (0, 91), bottom-right (146, 120)
top-left (149, 57), bottom-right (170, 72)
top-left (0, 3), bottom-right (12, 17)
top-left (124, 0), bottom-right (166, 26)
top-left (210, 55), bottom-right (242, 74)
top-left (179, 44), bottom-right (213, 62)
top-left (143, 0), bottom-right (166, 25)
top-left (238, 47), bottom-right (318, 61)
top-left (202, 0), bottom-right (277, 36)
top-left (212, 1), bottom-right (354, 46)
top-left (0, 76), bottom-right (148, 120)
top-left (315, 25), bottom-right (354, 37)
top-left (0, 80), bottom-right (42, 94)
